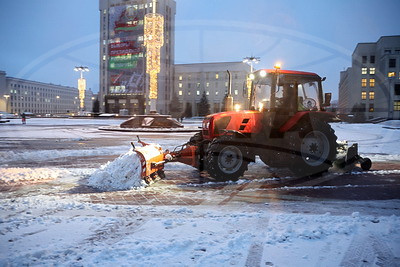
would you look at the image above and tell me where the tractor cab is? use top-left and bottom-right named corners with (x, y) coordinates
top-left (250, 69), bottom-right (332, 131)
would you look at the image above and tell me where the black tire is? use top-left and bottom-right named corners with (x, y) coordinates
top-left (205, 136), bottom-right (249, 181)
top-left (289, 122), bottom-right (337, 177)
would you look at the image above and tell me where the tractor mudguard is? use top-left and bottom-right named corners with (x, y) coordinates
top-left (279, 111), bottom-right (339, 133)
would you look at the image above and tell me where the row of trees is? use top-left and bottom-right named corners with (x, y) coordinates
top-left (170, 91), bottom-right (212, 118)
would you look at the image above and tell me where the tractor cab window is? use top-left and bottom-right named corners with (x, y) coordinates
top-left (298, 81), bottom-right (320, 111)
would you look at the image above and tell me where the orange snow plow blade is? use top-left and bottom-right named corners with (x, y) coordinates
top-left (132, 138), bottom-right (166, 184)
top-left (131, 136), bottom-right (199, 184)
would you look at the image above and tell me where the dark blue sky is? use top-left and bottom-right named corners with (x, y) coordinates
top-left (0, 0), bottom-right (399, 99)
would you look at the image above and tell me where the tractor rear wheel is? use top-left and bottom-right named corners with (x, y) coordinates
top-left (205, 136), bottom-right (249, 181)
top-left (289, 122), bottom-right (337, 177)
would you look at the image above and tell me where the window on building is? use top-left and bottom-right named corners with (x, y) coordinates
top-left (197, 83), bottom-right (200, 88)
top-left (389, 58), bottom-right (396, 68)
top-left (369, 91), bottom-right (375, 100)
top-left (384, 49), bottom-right (391, 54)
top-left (206, 82), bottom-right (210, 87)
top-left (234, 90), bottom-right (238, 95)
top-left (178, 83), bottom-right (182, 88)
top-left (362, 56), bottom-right (367, 64)
top-left (215, 73), bottom-right (219, 79)
top-left (361, 68), bottom-right (367, 75)
top-left (206, 91), bottom-right (209, 95)
top-left (188, 83), bottom-right (191, 88)
top-left (188, 91), bottom-right (191, 96)
top-left (215, 91), bottom-right (219, 95)
top-left (361, 79), bottom-right (367, 87)
top-left (179, 75), bottom-right (182, 81)
top-left (369, 68), bottom-right (375, 75)
top-left (370, 55), bottom-right (375, 64)
top-left (178, 90), bottom-right (183, 96)
top-left (388, 72), bottom-right (396, 78)
top-left (394, 101), bottom-right (400, 111)
top-left (361, 91), bottom-right (367, 100)
top-left (369, 78), bottom-right (375, 87)
top-left (196, 91), bottom-right (200, 96)
top-left (369, 104), bottom-right (374, 112)
top-left (395, 84), bottom-right (400, 95)
top-left (225, 82), bottom-right (228, 87)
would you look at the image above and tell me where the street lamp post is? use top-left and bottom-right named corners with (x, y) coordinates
top-left (74, 66), bottom-right (89, 114)
top-left (243, 56), bottom-right (260, 108)
top-left (243, 56), bottom-right (260, 73)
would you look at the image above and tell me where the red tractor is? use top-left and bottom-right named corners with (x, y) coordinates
top-left (136, 68), bottom-right (371, 183)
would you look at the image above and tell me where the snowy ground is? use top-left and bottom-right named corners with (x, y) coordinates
top-left (1, 118), bottom-right (400, 266)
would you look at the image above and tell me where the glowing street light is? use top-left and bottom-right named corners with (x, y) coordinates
top-left (274, 62), bottom-right (282, 70)
top-left (74, 66), bottom-right (89, 112)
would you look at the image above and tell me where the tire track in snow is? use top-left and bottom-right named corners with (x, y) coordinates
top-left (340, 232), bottom-right (397, 266)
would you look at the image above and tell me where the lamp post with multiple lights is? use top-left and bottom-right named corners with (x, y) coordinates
top-left (243, 56), bottom-right (260, 107)
top-left (74, 66), bottom-right (89, 113)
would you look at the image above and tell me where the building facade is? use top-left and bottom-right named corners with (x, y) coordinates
top-left (99, 0), bottom-right (176, 115)
top-left (339, 36), bottom-right (400, 120)
top-left (174, 62), bottom-right (251, 116)
top-left (0, 70), bottom-right (93, 115)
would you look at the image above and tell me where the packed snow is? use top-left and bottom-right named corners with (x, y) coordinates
top-left (0, 118), bottom-right (399, 266)
top-left (88, 149), bottom-right (146, 191)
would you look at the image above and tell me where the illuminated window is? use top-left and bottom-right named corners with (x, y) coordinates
top-left (206, 91), bottom-right (209, 95)
top-left (361, 79), bottom-right (367, 87)
top-left (394, 101), bottom-right (400, 111)
top-left (361, 91), bottom-right (367, 100)
top-left (179, 76), bottom-right (182, 81)
top-left (197, 83), bottom-right (200, 88)
top-left (369, 68), bottom-right (375, 75)
top-left (388, 72), bottom-right (396, 77)
top-left (215, 73), bottom-right (219, 79)
top-left (178, 83), bottom-right (182, 88)
top-left (196, 91), bottom-right (200, 96)
top-left (215, 91), bottom-right (219, 95)
top-left (206, 82), bottom-right (210, 87)
top-left (369, 104), bottom-right (374, 112)
top-left (369, 91), bottom-right (375, 100)
top-left (361, 68), bottom-right (367, 75)
top-left (178, 90), bottom-right (182, 96)
top-left (188, 91), bottom-right (191, 96)
top-left (369, 79), bottom-right (375, 87)
top-left (103, 55), bottom-right (106, 61)
top-left (225, 82), bottom-right (228, 87)
top-left (234, 90), bottom-right (238, 95)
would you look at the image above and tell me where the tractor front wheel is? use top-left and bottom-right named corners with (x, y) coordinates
top-left (205, 136), bottom-right (249, 181)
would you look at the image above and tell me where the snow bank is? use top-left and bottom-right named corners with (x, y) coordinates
top-left (88, 149), bottom-right (146, 191)
top-left (0, 168), bottom-right (67, 184)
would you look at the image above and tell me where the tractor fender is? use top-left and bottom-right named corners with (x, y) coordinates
top-left (279, 111), bottom-right (339, 133)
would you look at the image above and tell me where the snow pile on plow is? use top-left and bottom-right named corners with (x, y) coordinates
top-left (88, 150), bottom-right (146, 191)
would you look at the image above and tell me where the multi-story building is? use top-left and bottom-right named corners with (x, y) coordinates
top-left (339, 36), bottom-right (400, 120)
top-left (174, 62), bottom-right (251, 116)
top-left (99, 0), bottom-right (176, 115)
top-left (0, 70), bottom-right (93, 115)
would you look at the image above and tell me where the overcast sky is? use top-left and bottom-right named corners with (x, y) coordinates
top-left (0, 0), bottom-right (399, 100)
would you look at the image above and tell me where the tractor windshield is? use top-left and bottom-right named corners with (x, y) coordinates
top-left (253, 73), bottom-right (321, 112)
